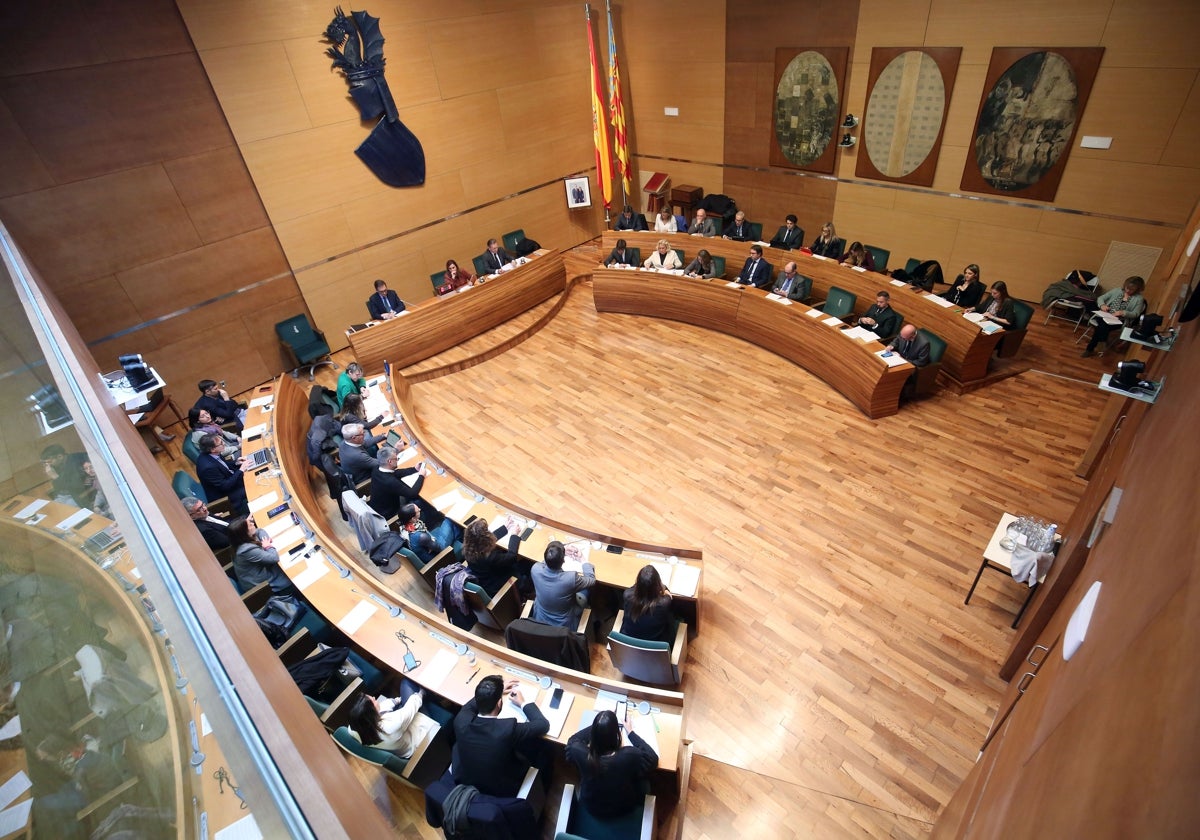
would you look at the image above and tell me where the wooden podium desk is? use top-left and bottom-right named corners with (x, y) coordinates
top-left (346, 250), bottom-right (567, 373)
top-left (601, 231), bottom-right (1002, 383)
top-left (267, 377), bottom-right (688, 776)
top-left (592, 266), bottom-right (913, 419)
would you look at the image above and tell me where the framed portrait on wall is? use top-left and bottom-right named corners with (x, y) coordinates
top-left (960, 46), bottom-right (1105, 202)
top-left (565, 176), bottom-right (591, 209)
top-left (856, 47), bottom-right (962, 187)
top-left (770, 47), bottom-right (849, 175)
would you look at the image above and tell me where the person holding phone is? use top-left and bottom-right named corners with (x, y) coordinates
top-left (566, 709), bottom-right (658, 820)
top-left (347, 682), bottom-right (435, 760)
top-left (452, 675), bottom-right (549, 797)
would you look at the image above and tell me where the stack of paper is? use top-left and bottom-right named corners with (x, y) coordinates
top-left (877, 351), bottom-right (909, 368)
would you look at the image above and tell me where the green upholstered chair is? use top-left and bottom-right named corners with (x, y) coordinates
top-left (865, 244), bottom-right (890, 272)
top-left (996, 299), bottom-right (1035, 358)
top-left (429, 271), bottom-right (446, 294)
top-left (877, 309), bottom-right (903, 343)
top-left (275, 314), bottom-right (336, 381)
top-left (332, 719), bottom-right (451, 790)
top-left (171, 471), bottom-right (230, 515)
top-left (817, 286), bottom-right (857, 319)
top-left (472, 254), bottom-right (491, 276)
top-left (554, 783), bottom-right (656, 840)
top-left (747, 221), bottom-right (763, 242)
top-left (710, 217), bottom-right (723, 236)
top-left (502, 229), bottom-right (525, 253)
top-left (914, 328), bottom-right (947, 396)
top-left (412, 545), bottom-right (457, 592)
top-left (464, 577), bottom-right (524, 631)
top-left (606, 610), bottom-right (687, 685)
top-left (710, 255), bottom-right (726, 279)
top-left (672, 248), bottom-right (685, 268)
top-left (181, 433), bottom-right (201, 464)
top-left (627, 246), bottom-right (641, 267)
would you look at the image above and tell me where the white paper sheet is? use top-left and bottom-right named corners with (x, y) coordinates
top-left (0, 715), bottom-right (18, 743)
top-left (445, 497), bottom-right (476, 523)
top-left (240, 423), bottom-right (267, 440)
top-left (395, 446), bottom-right (419, 465)
top-left (930, 295), bottom-right (955, 308)
top-left (248, 395), bottom-right (274, 408)
top-left (877, 351), bottom-right (909, 368)
top-left (670, 563), bottom-right (701, 597)
top-left (13, 499), bottom-right (50, 520)
top-left (292, 560), bottom-right (330, 591)
top-left (822, 316), bottom-right (844, 327)
top-left (537, 687), bottom-right (574, 738)
top-left (851, 265), bottom-right (867, 272)
top-left (262, 517), bottom-right (293, 539)
top-left (402, 472), bottom-right (421, 488)
top-left (201, 712), bottom-right (212, 737)
top-left (419, 648), bottom-right (458, 687)
top-left (214, 813), bottom-right (263, 840)
top-left (248, 491), bottom-right (280, 514)
top-left (337, 601), bottom-right (377, 635)
top-left (0, 771), bottom-right (30, 812)
top-left (890, 278), bottom-right (907, 287)
top-left (0, 799), bottom-right (31, 836)
top-left (54, 508), bottom-right (93, 530)
top-left (433, 489), bottom-right (464, 511)
top-left (805, 307), bottom-right (824, 319)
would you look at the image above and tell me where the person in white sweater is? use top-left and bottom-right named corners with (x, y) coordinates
top-left (347, 681), bottom-right (436, 759)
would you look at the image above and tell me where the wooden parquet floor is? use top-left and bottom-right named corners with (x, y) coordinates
top-left (152, 266), bottom-right (1111, 837)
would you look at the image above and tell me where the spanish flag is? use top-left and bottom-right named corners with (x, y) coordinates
top-left (586, 5), bottom-right (614, 210)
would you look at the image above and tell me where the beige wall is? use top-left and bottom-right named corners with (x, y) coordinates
top-left (177, 0), bottom-right (611, 349)
top-left (837, 0), bottom-right (1200, 303)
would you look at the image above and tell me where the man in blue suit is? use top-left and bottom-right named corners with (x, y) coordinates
top-left (735, 245), bottom-right (773, 289)
top-left (195, 434), bottom-right (251, 517)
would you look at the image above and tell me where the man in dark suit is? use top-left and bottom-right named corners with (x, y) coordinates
top-left (735, 245), bottom-right (773, 289)
top-left (613, 205), bottom-right (646, 232)
top-left (366, 279), bottom-right (405, 320)
top-left (195, 434), bottom-right (251, 517)
top-left (452, 675), bottom-right (550, 798)
top-left (887, 324), bottom-right (930, 368)
top-left (722, 210), bottom-right (753, 242)
top-left (687, 208), bottom-right (716, 237)
top-left (772, 261), bottom-right (812, 302)
top-left (183, 496), bottom-right (231, 551)
top-left (857, 290), bottom-right (902, 339)
top-left (368, 446), bottom-right (431, 521)
top-left (769, 214), bottom-right (803, 250)
top-left (193, 379), bottom-right (244, 432)
top-left (604, 238), bottom-right (637, 267)
top-left (337, 423), bottom-right (377, 485)
top-left (480, 238), bottom-right (511, 273)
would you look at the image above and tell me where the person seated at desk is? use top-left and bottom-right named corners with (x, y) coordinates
top-left (687, 208), bottom-right (716, 237)
top-left (188, 407), bottom-right (241, 462)
top-left (452, 675), bottom-right (550, 798)
top-left (337, 393), bottom-right (385, 455)
top-left (566, 710), bottom-right (659, 821)
top-left (856, 290), bottom-right (902, 338)
top-left (840, 241), bottom-right (876, 272)
top-left (368, 446), bottom-right (430, 521)
top-left (338, 423), bottom-right (378, 486)
top-left (940, 264), bottom-right (985, 309)
top-left (480, 238), bottom-right (512, 274)
top-left (40, 444), bottom-right (89, 506)
top-left (437, 259), bottom-right (474, 295)
top-left (620, 565), bottom-right (675, 643)
top-left (183, 496), bottom-right (230, 551)
top-left (966, 281), bottom-right (1017, 329)
top-left (347, 682), bottom-right (436, 760)
top-left (367, 278), bottom-right (405, 320)
top-left (398, 502), bottom-right (459, 560)
top-left (530, 540), bottom-right (595, 629)
top-left (463, 517), bottom-right (527, 599)
top-left (79, 460), bottom-right (110, 518)
top-left (605, 238), bottom-right (637, 268)
top-left (769, 214), bottom-right (803, 250)
top-left (193, 379), bottom-right (244, 432)
top-left (33, 733), bottom-right (124, 831)
top-left (196, 434), bottom-right (252, 517)
top-left (683, 249), bottom-right (716, 279)
top-left (1081, 275), bottom-right (1146, 358)
top-left (336, 361), bottom-right (368, 409)
top-left (809, 221), bottom-right (844, 259)
top-left (735, 244), bottom-right (772, 289)
top-left (643, 239), bottom-right (682, 271)
top-left (722, 210), bottom-right (753, 242)
top-left (653, 207), bottom-right (677, 233)
top-left (613, 204), bottom-right (647, 232)
top-left (887, 325), bottom-right (930, 399)
top-left (229, 515), bottom-right (297, 595)
top-left (772, 261), bottom-right (811, 302)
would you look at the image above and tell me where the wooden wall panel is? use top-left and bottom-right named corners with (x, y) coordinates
top-left (196, 42), bottom-right (313, 145)
top-left (0, 98), bottom-right (53, 198)
top-left (1073, 68), bottom-right (1196, 165)
top-left (164, 147), bottom-right (272, 244)
top-left (273, 207), bottom-right (357, 269)
top-left (1162, 74), bottom-right (1200, 168)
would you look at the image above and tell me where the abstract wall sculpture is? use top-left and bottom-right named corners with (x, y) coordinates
top-left (324, 6), bottom-right (426, 187)
top-left (771, 47), bottom-right (849, 175)
top-left (857, 47), bottom-right (961, 187)
top-left (960, 47), bottom-right (1104, 202)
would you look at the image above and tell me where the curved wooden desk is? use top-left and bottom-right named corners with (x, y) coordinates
top-left (603, 231), bottom-right (1003, 382)
top-left (346, 250), bottom-right (568, 372)
top-left (268, 376), bottom-right (688, 776)
top-left (592, 267), bottom-right (913, 419)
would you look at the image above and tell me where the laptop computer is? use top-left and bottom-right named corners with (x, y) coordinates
top-left (245, 447), bottom-right (275, 469)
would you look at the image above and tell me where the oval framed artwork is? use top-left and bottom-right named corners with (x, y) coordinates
top-left (960, 47), bottom-right (1105, 202)
top-left (856, 47), bottom-right (961, 186)
top-left (771, 47), bottom-right (848, 174)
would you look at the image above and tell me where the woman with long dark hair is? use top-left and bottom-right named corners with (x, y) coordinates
top-left (968, 280), bottom-right (1017, 328)
top-left (336, 392), bottom-right (385, 453)
top-left (346, 682), bottom-right (434, 759)
top-left (940, 264), bottom-right (985, 309)
top-left (619, 565), bottom-right (674, 643)
top-left (461, 518), bottom-right (525, 599)
top-left (565, 709), bottom-right (658, 819)
top-left (229, 515), bottom-right (295, 595)
top-left (438, 259), bottom-right (474, 295)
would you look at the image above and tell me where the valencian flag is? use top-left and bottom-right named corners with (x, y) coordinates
top-left (606, 0), bottom-right (631, 197)
top-left (586, 5), bottom-right (614, 209)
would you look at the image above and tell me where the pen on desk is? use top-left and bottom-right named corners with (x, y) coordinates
top-left (651, 713), bottom-right (660, 732)
top-left (466, 667), bottom-right (481, 684)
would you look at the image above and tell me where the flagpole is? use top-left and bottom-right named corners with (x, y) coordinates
top-left (584, 2), bottom-right (614, 227)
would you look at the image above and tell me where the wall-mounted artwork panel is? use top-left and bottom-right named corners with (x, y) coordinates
top-left (771, 47), bottom-right (849, 175)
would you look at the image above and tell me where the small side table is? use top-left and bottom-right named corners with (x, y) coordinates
top-left (964, 512), bottom-right (1047, 629)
